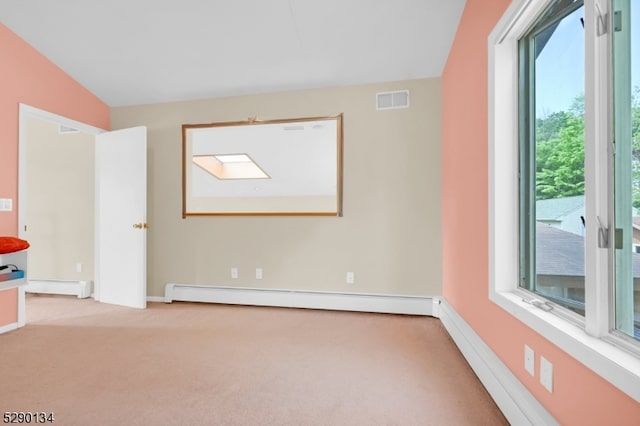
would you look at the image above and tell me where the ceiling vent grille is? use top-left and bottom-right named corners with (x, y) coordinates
top-left (59, 124), bottom-right (79, 134)
top-left (376, 90), bottom-right (410, 110)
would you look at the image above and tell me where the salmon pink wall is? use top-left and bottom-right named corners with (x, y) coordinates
top-left (0, 289), bottom-right (18, 326)
top-left (442, 1), bottom-right (640, 423)
top-left (0, 24), bottom-right (109, 328)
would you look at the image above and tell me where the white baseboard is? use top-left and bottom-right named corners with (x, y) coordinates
top-left (439, 299), bottom-right (558, 426)
top-left (0, 322), bottom-right (18, 335)
top-left (165, 283), bottom-right (438, 316)
top-left (26, 280), bottom-right (92, 298)
top-left (146, 296), bottom-right (165, 303)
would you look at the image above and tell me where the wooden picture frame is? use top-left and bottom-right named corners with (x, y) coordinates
top-left (182, 114), bottom-right (343, 217)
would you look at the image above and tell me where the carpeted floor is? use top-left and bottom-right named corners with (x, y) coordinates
top-left (0, 294), bottom-right (508, 425)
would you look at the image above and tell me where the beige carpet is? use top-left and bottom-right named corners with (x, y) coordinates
top-left (0, 295), bottom-right (507, 426)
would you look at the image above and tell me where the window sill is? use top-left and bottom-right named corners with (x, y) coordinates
top-left (490, 289), bottom-right (640, 403)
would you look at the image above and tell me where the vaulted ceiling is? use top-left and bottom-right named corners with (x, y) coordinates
top-left (1, 0), bottom-right (466, 106)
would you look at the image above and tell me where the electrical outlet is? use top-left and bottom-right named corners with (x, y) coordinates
top-left (540, 356), bottom-right (553, 392)
top-left (346, 272), bottom-right (355, 284)
top-left (256, 268), bottom-right (263, 280)
top-left (231, 267), bottom-right (238, 279)
top-left (0, 198), bottom-right (12, 212)
top-left (524, 345), bottom-right (535, 376)
top-left (76, 263), bottom-right (83, 273)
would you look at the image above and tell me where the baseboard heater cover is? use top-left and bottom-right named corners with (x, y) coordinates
top-left (165, 283), bottom-right (439, 316)
top-left (438, 299), bottom-right (558, 426)
top-left (26, 280), bottom-right (92, 299)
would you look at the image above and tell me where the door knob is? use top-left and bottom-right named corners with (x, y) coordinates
top-left (133, 223), bottom-right (148, 229)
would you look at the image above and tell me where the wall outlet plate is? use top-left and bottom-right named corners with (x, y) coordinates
top-left (524, 345), bottom-right (535, 376)
top-left (0, 198), bottom-right (12, 212)
top-left (346, 272), bottom-right (355, 284)
top-left (540, 356), bottom-right (553, 393)
top-left (231, 267), bottom-right (238, 279)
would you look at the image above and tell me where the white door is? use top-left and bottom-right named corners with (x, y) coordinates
top-left (95, 126), bottom-right (147, 309)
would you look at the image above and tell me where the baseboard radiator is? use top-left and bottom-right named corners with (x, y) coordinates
top-left (165, 283), bottom-right (440, 317)
top-left (26, 280), bottom-right (92, 299)
top-left (438, 299), bottom-right (558, 425)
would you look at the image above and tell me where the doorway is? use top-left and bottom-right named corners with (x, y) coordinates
top-left (18, 105), bottom-right (104, 320)
top-left (18, 104), bottom-right (149, 312)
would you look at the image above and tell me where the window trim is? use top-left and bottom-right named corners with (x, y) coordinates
top-left (488, 0), bottom-right (640, 402)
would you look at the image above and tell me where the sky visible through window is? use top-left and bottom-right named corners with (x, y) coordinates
top-left (536, 4), bottom-right (640, 117)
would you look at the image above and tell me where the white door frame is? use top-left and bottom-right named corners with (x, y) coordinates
top-left (18, 104), bottom-right (106, 303)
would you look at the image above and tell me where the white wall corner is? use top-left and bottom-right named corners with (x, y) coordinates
top-left (439, 299), bottom-right (558, 426)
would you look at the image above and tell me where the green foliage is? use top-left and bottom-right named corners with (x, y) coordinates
top-left (535, 90), bottom-right (640, 204)
top-left (535, 99), bottom-right (585, 200)
top-left (627, 87), bottom-right (640, 209)
top-left (631, 86), bottom-right (640, 209)
top-left (535, 111), bottom-right (573, 144)
top-left (633, 86), bottom-right (640, 155)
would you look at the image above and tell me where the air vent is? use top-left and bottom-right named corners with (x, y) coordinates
top-left (376, 90), bottom-right (410, 110)
top-left (59, 124), bottom-right (79, 134)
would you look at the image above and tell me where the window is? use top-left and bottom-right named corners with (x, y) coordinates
top-left (489, 0), bottom-right (640, 402)
top-left (612, 0), bottom-right (640, 342)
top-left (519, 0), bottom-right (586, 317)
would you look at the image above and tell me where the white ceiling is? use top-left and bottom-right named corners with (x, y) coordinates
top-left (0, 0), bottom-right (466, 107)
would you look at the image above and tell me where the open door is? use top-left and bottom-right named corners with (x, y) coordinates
top-left (95, 126), bottom-right (147, 309)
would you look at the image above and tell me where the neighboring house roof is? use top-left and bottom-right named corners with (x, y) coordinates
top-left (536, 222), bottom-right (585, 277)
top-left (537, 222), bottom-right (640, 277)
top-left (536, 195), bottom-right (584, 221)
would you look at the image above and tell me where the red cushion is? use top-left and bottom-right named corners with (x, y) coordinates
top-left (0, 237), bottom-right (30, 254)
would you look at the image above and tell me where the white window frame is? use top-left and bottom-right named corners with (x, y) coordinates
top-left (488, 0), bottom-right (640, 402)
